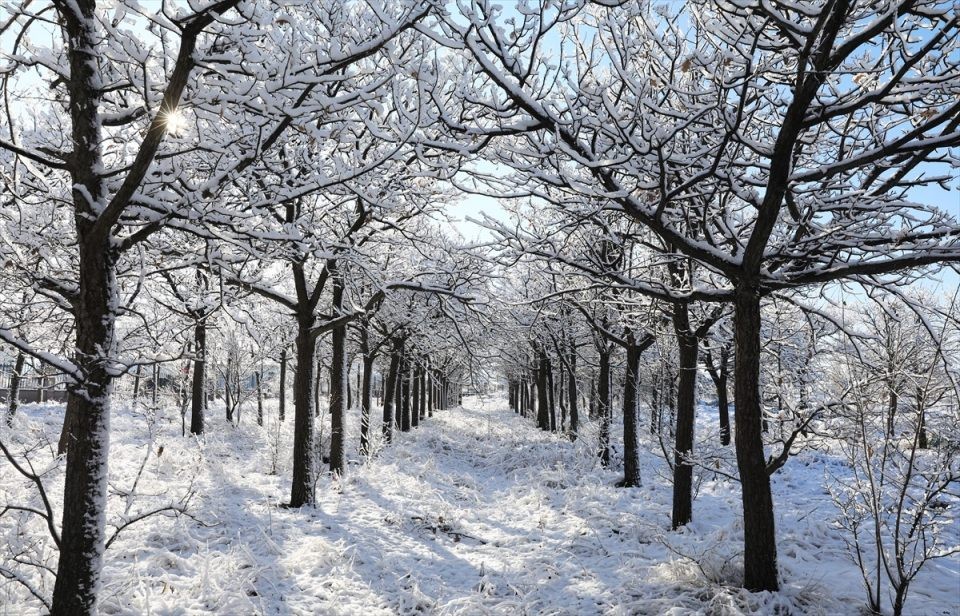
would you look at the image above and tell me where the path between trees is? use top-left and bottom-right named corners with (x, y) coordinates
top-left (37, 396), bottom-right (947, 615)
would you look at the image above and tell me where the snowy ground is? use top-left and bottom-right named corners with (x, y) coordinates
top-left (1, 396), bottom-right (958, 615)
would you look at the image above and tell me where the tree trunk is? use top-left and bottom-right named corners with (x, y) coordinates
top-left (427, 367), bottom-right (434, 417)
top-left (672, 304), bottom-right (698, 529)
top-left (706, 346), bottom-right (731, 446)
top-left (411, 364), bottom-right (420, 428)
top-left (256, 370), bottom-right (264, 427)
top-left (567, 350), bottom-right (578, 440)
top-left (5, 351), bottom-right (25, 425)
top-left (190, 319), bottom-right (206, 435)
top-left (597, 347), bottom-right (611, 466)
top-left (537, 350), bottom-right (550, 430)
top-left (328, 277), bottom-right (347, 475)
top-left (547, 356), bottom-right (557, 431)
top-left (289, 318), bottom-right (317, 507)
top-left (382, 344), bottom-right (401, 443)
top-left (132, 364), bottom-right (141, 403)
top-left (224, 355), bottom-right (234, 424)
top-left (401, 362), bottom-right (412, 432)
top-left (418, 369), bottom-right (426, 420)
top-left (621, 336), bottom-right (641, 487)
top-left (360, 354), bottom-right (374, 455)
top-left (51, 241), bottom-right (116, 615)
top-left (278, 348), bottom-right (287, 422)
top-left (734, 287), bottom-right (779, 591)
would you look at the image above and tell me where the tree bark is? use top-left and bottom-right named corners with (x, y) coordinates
top-left (567, 350), bottom-right (579, 440)
top-left (734, 287), bottom-right (778, 591)
top-left (706, 346), bottom-right (731, 446)
top-left (278, 348), bottom-right (287, 422)
top-left (328, 278), bottom-right (347, 476)
top-left (537, 350), bottom-right (550, 431)
top-left (382, 343), bottom-right (401, 443)
top-left (51, 244), bottom-right (116, 614)
top-left (256, 370), bottom-right (264, 426)
top-left (621, 335), bottom-right (642, 487)
top-left (411, 364), bottom-right (420, 428)
top-left (401, 361), bottom-right (412, 432)
top-left (289, 317), bottom-right (317, 507)
top-left (547, 356), bottom-right (557, 432)
top-left (672, 304), bottom-right (698, 528)
top-left (5, 351), bottom-right (25, 425)
top-left (190, 319), bottom-right (206, 435)
top-left (597, 347), bottom-right (611, 466)
top-left (359, 326), bottom-right (375, 456)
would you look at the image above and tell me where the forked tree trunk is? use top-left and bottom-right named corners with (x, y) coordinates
top-left (706, 345), bottom-right (731, 446)
top-left (190, 319), bottom-right (206, 435)
top-left (672, 304), bottom-right (698, 529)
top-left (734, 287), bottom-right (778, 591)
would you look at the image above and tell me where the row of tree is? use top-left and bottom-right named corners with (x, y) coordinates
top-left (0, 0), bottom-right (958, 613)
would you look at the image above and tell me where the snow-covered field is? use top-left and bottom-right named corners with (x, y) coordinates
top-left (1, 396), bottom-right (957, 615)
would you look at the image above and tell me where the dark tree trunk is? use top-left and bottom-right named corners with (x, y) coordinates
top-left (567, 350), bottom-right (579, 440)
top-left (916, 389), bottom-right (928, 450)
top-left (278, 348), bottom-right (287, 422)
top-left (589, 376), bottom-right (597, 421)
top-left (597, 347), bottom-right (611, 466)
top-left (190, 319), bottom-right (206, 435)
top-left (706, 346), bottom-right (731, 446)
top-left (427, 368), bottom-right (434, 417)
top-left (382, 344), bottom-right (401, 443)
top-left (359, 323), bottom-right (375, 456)
top-left (224, 355), bottom-right (234, 424)
top-left (345, 360), bottom-right (353, 411)
top-left (672, 304), bottom-right (698, 529)
top-left (289, 318), bottom-right (317, 507)
top-left (547, 357), bottom-right (557, 432)
top-left (418, 369), bottom-right (426, 420)
top-left (734, 287), bottom-right (778, 591)
top-left (411, 364), bottom-right (420, 428)
top-left (328, 279), bottom-right (347, 475)
top-left (58, 393), bottom-right (80, 456)
top-left (360, 354), bottom-right (374, 455)
top-left (51, 244), bottom-right (116, 615)
top-left (256, 370), bottom-right (264, 426)
top-left (401, 362), bottom-right (412, 432)
top-left (621, 335), bottom-right (642, 488)
top-left (5, 350), bottom-right (25, 425)
top-left (537, 350), bottom-right (550, 430)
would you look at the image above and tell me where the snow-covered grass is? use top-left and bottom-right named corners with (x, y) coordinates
top-left (1, 396), bottom-right (957, 614)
